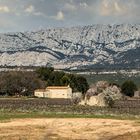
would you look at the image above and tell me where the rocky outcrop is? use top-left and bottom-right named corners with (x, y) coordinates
top-left (79, 81), bottom-right (123, 106)
top-left (79, 95), bottom-right (107, 107)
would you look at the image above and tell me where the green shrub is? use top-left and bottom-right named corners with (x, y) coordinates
top-left (121, 80), bottom-right (137, 97)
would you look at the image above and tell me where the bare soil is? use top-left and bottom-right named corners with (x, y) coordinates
top-left (0, 118), bottom-right (140, 140)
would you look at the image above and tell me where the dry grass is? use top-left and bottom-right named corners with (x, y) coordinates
top-left (0, 118), bottom-right (140, 140)
top-left (109, 131), bottom-right (140, 140)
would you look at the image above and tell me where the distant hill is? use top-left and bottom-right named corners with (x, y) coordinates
top-left (0, 24), bottom-right (140, 70)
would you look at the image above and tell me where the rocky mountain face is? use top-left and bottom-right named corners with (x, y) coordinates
top-left (0, 24), bottom-right (140, 70)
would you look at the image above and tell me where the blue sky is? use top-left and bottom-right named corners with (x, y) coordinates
top-left (0, 0), bottom-right (139, 32)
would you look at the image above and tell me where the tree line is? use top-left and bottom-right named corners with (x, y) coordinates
top-left (36, 67), bottom-right (89, 94)
top-left (0, 67), bottom-right (138, 98)
top-left (0, 67), bottom-right (89, 96)
top-left (0, 71), bottom-right (46, 96)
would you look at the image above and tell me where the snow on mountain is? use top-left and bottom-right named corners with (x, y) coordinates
top-left (0, 24), bottom-right (140, 69)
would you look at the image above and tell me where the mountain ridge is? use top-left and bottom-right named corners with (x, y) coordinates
top-left (0, 24), bottom-right (140, 70)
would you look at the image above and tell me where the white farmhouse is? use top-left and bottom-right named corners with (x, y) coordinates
top-left (34, 85), bottom-right (72, 99)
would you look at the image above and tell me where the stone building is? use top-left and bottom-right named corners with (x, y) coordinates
top-left (34, 85), bottom-right (72, 99)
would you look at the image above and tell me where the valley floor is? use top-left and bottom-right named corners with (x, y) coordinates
top-left (0, 118), bottom-right (140, 140)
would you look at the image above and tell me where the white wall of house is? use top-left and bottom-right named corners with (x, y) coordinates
top-left (34, 91), bottom-right (45, 97)
top-left (48, 87), bottom-right (72, 99)
top-left (34, 86), bottom-right (72, 99)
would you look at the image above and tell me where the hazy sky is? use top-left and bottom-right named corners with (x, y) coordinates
top-left (0, 0), bottom-right (139, 32)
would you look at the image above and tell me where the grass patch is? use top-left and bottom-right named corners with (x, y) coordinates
top-left (0, 111), bottom-right (140, 121)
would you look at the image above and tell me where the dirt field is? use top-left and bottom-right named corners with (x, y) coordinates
top-left (0, 118), bottom-right (140, 140)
